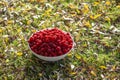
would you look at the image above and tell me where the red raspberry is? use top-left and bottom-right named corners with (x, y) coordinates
top-left (28, 28), bottom-right (73, 57)
top-left (56, 46), bottom-right (61, 51)
top-left (29, 37), bottom-right (34, 42)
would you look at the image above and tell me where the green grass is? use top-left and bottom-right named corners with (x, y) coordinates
top-left (0, 0), bottom-right (120, 79)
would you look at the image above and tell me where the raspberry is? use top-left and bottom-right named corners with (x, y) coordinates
top-left (56, 46), bottom-right (61, 51)
top-left (28, 28), bottom-right (73, 57)
top-left (29, 37), bottom-right (34, 42)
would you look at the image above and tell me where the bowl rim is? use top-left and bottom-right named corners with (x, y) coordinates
top-left (28, 28), bottom-right (75, 58)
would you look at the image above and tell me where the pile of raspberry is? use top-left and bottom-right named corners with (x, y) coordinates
top-left (28, 28), bottom-right (73, 57)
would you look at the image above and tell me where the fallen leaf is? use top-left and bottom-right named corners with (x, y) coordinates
top-left (32, 30), bottom-right (37, 33)
top-left (94, 14), bottom-right (101, 19)
top-left (93, 1), bottom-right (99, 6)
top-left (6, 59), bottom-right (9, 63)
top-left (37, 0), bottom-right (47, 3)
top-left (110, 65), bottom-right (116, 71)
top-left (2, 35), bottom-right (9, 38)
top-left (82, 3), bottom-right (89, 14)
top-left (67, 53), bottom-right (72, 57)
top-left (68, 3), bottom-right (76, 9)
top-left (105, 1), bottom-right (111, 5)
top-left (29, 0), bottom-right (35, 2)
top-left (100, 66), bottom-right (107, 69)
top-left (16, 52), bottom-right (23, 56)
top-left (70, 72), bottom-right (77, 75)
top-left (90, 71), bottom-right (96, 76)
top-left (38, 73), bottom-right (43, 77)
top-left (90, 15), bottom-right (94, 19)
top-left (84, 21), bottom-right (91, 28)
top-left (4, 76), bottom-right (7, 80)
top-left (105, 17), bottom-right (111, 22)
top-left (116, 5), bottom-right (120, 8)
top-left (90, 14), bottom-right (101, 19)
top-left (7, 20), bottom-right (14, 24)
top-left (0, 29), bottom-right (2, 33)
top-left (75, 54), bottom-right (81, 59)
top-left (27, 20), bottom-right (32, 25)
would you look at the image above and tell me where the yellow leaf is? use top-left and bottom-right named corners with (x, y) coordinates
top-left (2, 35), bottom-right (8, 38)
top-left (70, 72), bottom-right (77, 75)
top-left (100, 66), bottom-right (107, 69)
top-left (4, 77), bottom-right (7, 80)
top-left (93, 2), bottom-right (99, 6)
top-left (67, 53), bottom-right (72, 57)
top-left (84, 4), bottom-right (89, 10)
top-left (90, 14), bottom-right (101, 20)
top-left (6, 59), bottom-right (9, 63)
top-left (81, 68), bottom-right (86, 72)
top-left (0, 2), bottom-right (3, 5)
top-left (5, 37), bottom-right (9, 43)
top-left (116, 5), bottom-right (120, 8)
top-left (20, 2), bottom-right (25, 6)
top-left (27, 20), bottom-right (32, 25)
top-left (83, 43), bottom-right (87, 48)
top-left (8, 7), bottom-right (14, 11)
top-left (22, 11), bottom-right (26, 14)
top-left (3, 1), bottom-right (8, 6)
top-left (17, 28), bottom-right (22, 33)
top-left (42, 8), bottom-right (52, 17)
top-left (65, 26), bottom-right (69, 31)
top-left (7, 20), bottom-right (14, 24)
top-left (75, 54), bottom-right (81, 59)
top-left (38, 73), bottom-right (43, 77)
top-left (46, 8), bottom-right (52, 13)
top-left (37, 0), bottom-right (47, 3)
top-left (16, 52), bottom-right (23, 56)
top-left (90, 71), bottom-right (96, 76)
top-left (76, 9), bottom-right (81, 14)
top-left (0, 29), bottom-right (2, 33)
top-left (105, 1), bottom-right (111, 5)
top-left (29, 0), bottom-right (34, 2)
top-left (68, 4), bottom-right (76, 9)
top-left (82, 4), bottom-right (89, 14)
top-left (90, 15), bottom-right (94, 19)
top-left (84, 21), bottom-right (91, 28)
top-left (94, 14), bottom-right (101, 19)
top-left (111, 65), bottom-right (116, 71)
top-left (32, 30), bottom-right (37, 33)
top-left (105, 17), bottom-right (110, 22)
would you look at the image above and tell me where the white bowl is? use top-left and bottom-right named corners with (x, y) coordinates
top-left (29, 47), bottom-right (70, 61)
top-left (28, 28), bottom-right (74, 61)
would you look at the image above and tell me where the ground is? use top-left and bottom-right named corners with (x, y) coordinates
top-left (0, 0), bottom-right (120, 80)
